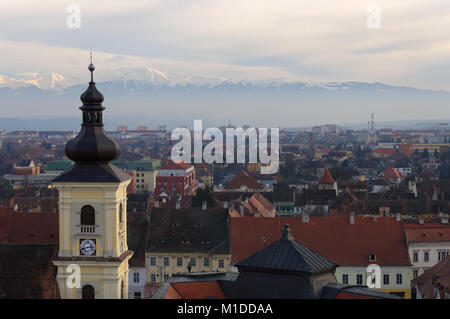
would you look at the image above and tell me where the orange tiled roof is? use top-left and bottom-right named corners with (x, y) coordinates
top-left (404, 223), bottom-right (450, 243)
top-left (230, 216), bottom-right (410, 266)
top-left (319, 169), bottom-right (334, 184)
top-left (160, 161), bottom-right (193, 170)
top-left (248, 193), bottom-right (275, 217)
top-left (225, 171), bottom-right (263, 190)
top-left (229, 209), bottom-right (241, 218)
top-left (382, 167), bottom-right (404, 179)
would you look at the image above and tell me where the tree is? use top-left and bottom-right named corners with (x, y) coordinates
top-left (191, 186), bottom-right (216, 207)
top-left (329, 167), bottom-right (352, 181)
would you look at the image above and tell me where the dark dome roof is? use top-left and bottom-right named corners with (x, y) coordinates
top-left (80, 82), bottom-right (104, 106)
top-left (65, 127), bottom-right (120, 162)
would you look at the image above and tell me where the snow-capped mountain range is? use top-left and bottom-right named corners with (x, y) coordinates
top-left (0, 67), bottom-right (229, 90)
top-left (0, 66), bottom-right (448, 130)
top-left (0, 72), bottom-right (70, 90)
top-left (0, 67), bottom-right (303, 90)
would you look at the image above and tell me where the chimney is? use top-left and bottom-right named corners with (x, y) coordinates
top-left (441, 213), bottom-right (449, 225)
top-left (301, 211), bottom-right (309, 223)
top-left (396, 213), bottom-right (401, 222)
top-left (223, 201), bottom-right (228, 209)
top-left (175, 199), bottom-right (180, 210)
top-left (419, 216), bottom-right (424, 224)
top-left (202, 201), bottom-right (207, 210)
top-left (239, 205), bottom-right (244, 217)
top-left (350, 212), bottom-right (355, 224)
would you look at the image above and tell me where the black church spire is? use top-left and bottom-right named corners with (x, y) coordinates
top-left (64, 57), bottom-right (120, 163)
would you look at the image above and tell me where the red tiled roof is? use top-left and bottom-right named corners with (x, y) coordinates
top-left (248, 193), bottom-right (275, 217)
top-left (335, 292), bottom-right (383, 299)
top-left (319, 169), bottom-right (334, 184)
top-left (9, 212), bottom-right (58, 243)
top-left (413, 256), bottom-right (450, 298)
top-left (230, 216), bottom-right (410, 266)
top-left (372, 148), bottom-right (396, 155)
top-left (225, 171), bottom-right (263, 190)
top-left (165, 281), bottom-right (226, 299)
top-left (382, 167), bottom-right (404, 179)
top-left (229, 210), bottom-right (241, 218)
top-left (0, 207), bottom-right (14, 242)
top-left (160, 161), bottom-right (193, 171)
top-left (404, 223), bottom-right (450, 243)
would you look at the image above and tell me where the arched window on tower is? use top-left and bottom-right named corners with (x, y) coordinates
top-left (81, 205), bottom-right (95, 225)
top-left (80, 205), bottom-right (95, 233)
top-left (119, 203), bottom-right (123, 224)
top-left (82, 284), bottom-right (95, 299)
top-left (120, 280), bottom-right (124, 299)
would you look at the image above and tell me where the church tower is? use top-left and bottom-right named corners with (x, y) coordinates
top-left (52, 60), bottom-right (133, 299)
top-left (318, 169), bottom-right (338, 195)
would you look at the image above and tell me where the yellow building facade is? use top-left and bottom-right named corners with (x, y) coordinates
top-left (53, 181), bottom-right (132, 299)
top-left (145, 252), bottom-right (230, 285)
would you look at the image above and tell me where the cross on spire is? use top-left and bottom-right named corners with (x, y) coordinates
top-left (88, 51), bottom-right (95, 83)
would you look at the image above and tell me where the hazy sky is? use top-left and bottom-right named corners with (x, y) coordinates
top-left (0, 0), bottom-right (450, 90)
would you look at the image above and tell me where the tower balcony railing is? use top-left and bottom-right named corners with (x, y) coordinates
top-left (80, 225), bottom-right (96, 234)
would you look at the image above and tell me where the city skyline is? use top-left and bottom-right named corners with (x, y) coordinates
top-left (0, 1), bottom-right (450, 125)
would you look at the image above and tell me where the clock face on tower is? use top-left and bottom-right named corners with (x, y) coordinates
top-left (80, 239), bottom-right (96, 256)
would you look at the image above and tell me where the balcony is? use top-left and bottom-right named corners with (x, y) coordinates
top-left (80, 225), bottom-right (96, 234)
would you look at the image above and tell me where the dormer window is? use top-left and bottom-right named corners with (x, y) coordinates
top-left (369, 253), bottom-right (376, 262)
top-left (180, 240), bottom-right (192, 246)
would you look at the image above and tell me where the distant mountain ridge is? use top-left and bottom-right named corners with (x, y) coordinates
top-left (0, 67), bottom-right (449, 128)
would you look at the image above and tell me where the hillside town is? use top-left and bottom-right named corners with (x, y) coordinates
top-left (0, 66), bottom-right (449, 300)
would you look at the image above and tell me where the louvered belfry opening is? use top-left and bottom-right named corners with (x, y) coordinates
top-left (81, 205), bottom-right (95, 225)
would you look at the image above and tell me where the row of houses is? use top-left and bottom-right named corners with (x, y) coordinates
top-left (123, 200), bottom-right (450, 299)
